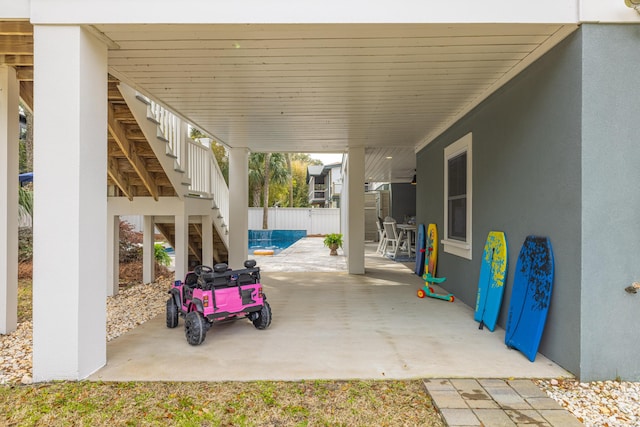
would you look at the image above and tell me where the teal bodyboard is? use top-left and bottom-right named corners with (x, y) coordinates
top-left (474, 231), bottom-right (508, 332)
top-left (505, 236), bottom-right (554, 362)
top-left (414, 224), bottom-right (426, 276)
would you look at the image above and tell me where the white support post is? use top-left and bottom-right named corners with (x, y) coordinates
top-left (179, 121), bottom-right (188, 173)
top-left (142, 215), bottom-right (155, 284)
top-left (32, 26), bottom-right (108, 381)
top-left (106, 214), bottom-right (120, 296)
top-left (0, 65), bottom-right (19, 334)
top-left (347, 147), bottom-right (365, 274)
top-left (202, 215), bottom-right (214, 266)
top-left (228, 147), bottom-right (249, 269)
top-left (174, 211), bottom-right (189, 281)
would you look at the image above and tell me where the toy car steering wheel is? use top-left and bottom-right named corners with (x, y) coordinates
top-left (194, 265), bottom-right (213, 276)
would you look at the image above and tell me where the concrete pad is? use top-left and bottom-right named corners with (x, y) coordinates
top-left (90, 240), bottom-right (571, 382)
top-left (505, 409), bottom-right (548, 424)
top-left (440, 408), bottom-right (481, 426)
top-left (430, 390), bottom-right (469, 409)
top-left (473, 409), bottom-right (517, 426)
top-left (508, 379), bottom-right (549, 398)
top-left (538, 409), bottom-right (585, 426)
top-left (526, 397), bottom-right (566, 410)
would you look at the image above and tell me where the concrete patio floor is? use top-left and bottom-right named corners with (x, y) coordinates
top-left (90, 238), bottom-right (570, 382)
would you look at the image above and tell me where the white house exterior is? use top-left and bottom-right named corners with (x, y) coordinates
top-left (1, 0), bottom-right (639, 382)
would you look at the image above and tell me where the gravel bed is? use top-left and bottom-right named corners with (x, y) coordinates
top-left (1, 280), bottom-right (639, 427)
top-left (537, 378), bottom-right (640, 427)
top-left (1, 279), bottom-right (170, 385)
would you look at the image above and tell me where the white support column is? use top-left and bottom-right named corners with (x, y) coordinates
top-left (228, 147), bottom-right (249, 269)
top-left (179, 121), bottom-right (188, 174)
top-left (142, 215), bottom-right (155, 284)
top-left (106, 214), bottom-right (120, 296)
top-left (0, 65), bottom-right (19, 334)
top-left (347, 147), bottom-right (365, 274)
top-left (174, 210), bottom-right (189, 280)
top-left (32, 26), bottom-right (107, 381)
top-left (202, 215), bottom-right (214, 266)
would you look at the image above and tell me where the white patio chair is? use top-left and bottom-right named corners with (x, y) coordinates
top-left (383, 221), bottom-right (408, 259)
top-left (376, 219), bottom-right (387, 254)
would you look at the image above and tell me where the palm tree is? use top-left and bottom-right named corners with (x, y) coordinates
top-left (262, 153), bottom-right (272, 229)
top-left (286, 153), bottom-right (293, 207)
top-left (248, 153), bottom-right (266, 208)
top-left (248, 153), bottom-right (290, 228)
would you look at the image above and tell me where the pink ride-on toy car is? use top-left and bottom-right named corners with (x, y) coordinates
top-left (166, 259), bottom-right (272, 345)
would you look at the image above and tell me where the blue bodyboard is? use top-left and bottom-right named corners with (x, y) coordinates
top-left (474, 231), bottom-right (508, 332)
top-left (505, 236), bottom-right (554, 362)
top-left (414, 224), bottom-right (426, 276)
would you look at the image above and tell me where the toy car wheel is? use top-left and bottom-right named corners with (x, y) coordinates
top-left (417, 289), bottom-right (426, 298)
top-left (185, 311), bottom-right (207, 345)
top-left (166, 298), bottom-right (179, 328)
top-left (252, 301), bottom-right (272, 330)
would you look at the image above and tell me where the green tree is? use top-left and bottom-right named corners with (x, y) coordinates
top-left (286, 153), bottom-right (293, 207)
top-left (249, 153), bottom-right (265, 208)
top-left (291, 159), bottom-right (310, 207)
top-left (210, 143), bottom-right (229, 185)
top-left (189, 127), bottom-right (228, 184)
top-left (247, 153), bottom-right (290, 227)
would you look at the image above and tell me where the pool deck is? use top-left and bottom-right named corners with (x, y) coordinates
top-left (249, 235), bottom-right (349, 272)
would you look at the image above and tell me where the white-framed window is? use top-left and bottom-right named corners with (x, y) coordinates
top-left (443, 133), bottom-right (472, 259)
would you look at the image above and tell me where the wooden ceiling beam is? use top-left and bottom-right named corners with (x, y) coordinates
top-left (107, 157), bottom-right (134, 200)
top-left (19, 81), bottom-right (33, 112)
top-left (188, 241), bottom-right (202, 263)
top-left (16, 67), bottom-right (32, 81)
top-left (0, 21), bottom-right (33, 35)
top-left (0, 35), bottom-right (33, 55)
top-left (193, 223), bottom-right (203, 239)
top-left (107, 103), bottom-right (160, 201)
top-left (155, 224), bottom-right (174, 250)
top-left (0, 55), bottom-right (33, 66)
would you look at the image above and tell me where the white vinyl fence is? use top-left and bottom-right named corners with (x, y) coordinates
top-left (248, 208), bottom-right (340, 235)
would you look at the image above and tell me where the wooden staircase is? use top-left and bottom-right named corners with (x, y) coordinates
top-left (3, 20), bottom-right (230, 266)
top-left (108, 78), bottom-right (229, 265)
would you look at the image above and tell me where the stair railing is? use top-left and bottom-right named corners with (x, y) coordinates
top-left (144, 94), bottom-right (229, 234)
top-left (149, 101), bottom-right (185, 170)
top-left (187, 141), bottom-right (229, 218)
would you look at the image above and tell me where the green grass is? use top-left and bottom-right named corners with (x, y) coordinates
top-left (1, 380), bottom-right (444, 426)
top-left (4, 279), bottom-right (444, 426)
top-left (17, 279), bottom-right (32, 323)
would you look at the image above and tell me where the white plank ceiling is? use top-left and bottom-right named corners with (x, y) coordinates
top-left (99, 23), bottom-right (576, 182)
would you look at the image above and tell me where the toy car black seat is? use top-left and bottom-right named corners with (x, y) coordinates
top-left (214, 263), bottom-right (230, 273)
top-left (202, 263), bottom-right (237, 289)
top-left (237, 272), bottom-right (257, 285)
top-left (184, 272), bottom-right (198, 287)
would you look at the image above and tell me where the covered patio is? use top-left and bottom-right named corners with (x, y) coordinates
top-left (90, 241), bottom-right (569, 382)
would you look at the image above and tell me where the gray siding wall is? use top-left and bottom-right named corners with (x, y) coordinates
top-left (390, 183), bottom-right (416, 222)
top-left (416, 32), bottom-right (583, 376)
top-left (580, 25), bottom-right (640, 381)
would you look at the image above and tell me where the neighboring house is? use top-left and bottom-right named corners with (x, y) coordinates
top-left (1, 0), bottom-right (639, 384)
top-left (306, 162), bottom-right (342, 208)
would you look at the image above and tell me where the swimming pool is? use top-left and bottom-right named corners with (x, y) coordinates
top-left (248, 230), bottom-right (306, 255)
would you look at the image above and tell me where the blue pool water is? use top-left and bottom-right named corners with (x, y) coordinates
top-left (248, 230), bottom-right (306, 255)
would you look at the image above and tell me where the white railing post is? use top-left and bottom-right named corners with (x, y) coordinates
top-left (179, 121), bottom-right (188, 173)
top-left (135, 91), bottom-right (229, 246)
